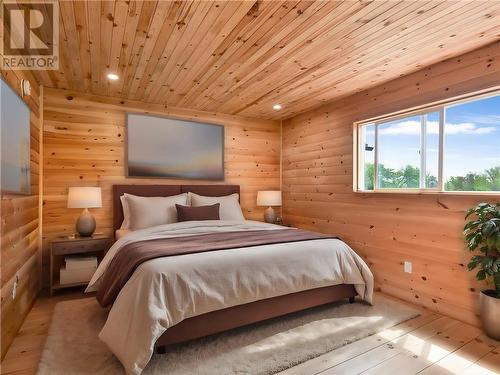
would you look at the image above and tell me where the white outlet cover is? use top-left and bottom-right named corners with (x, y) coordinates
top-left (404, 261), bottom-right (412, 273)
top-left (21, 79), bottom-right (31, 97)
top-left (11, 281), bottom-right (17, 300)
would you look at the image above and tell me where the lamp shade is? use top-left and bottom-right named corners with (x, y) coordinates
top-left (257, 191), bottom-right (282, 207)
top-left (67, 187), bottom-right (102, 208)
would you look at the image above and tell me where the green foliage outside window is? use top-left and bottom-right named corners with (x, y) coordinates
top-left (364, 163), bottom-right (437, 190)
top-left (363, 164), bottom-right (500, 191)
top-left (445, 167), bottom-right (500, 191)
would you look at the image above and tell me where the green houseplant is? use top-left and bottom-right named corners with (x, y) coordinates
top-left (464, 202), bottom-right (500, 339)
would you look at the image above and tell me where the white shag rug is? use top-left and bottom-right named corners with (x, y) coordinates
top-left (37, 295), bottom-right (418, 375)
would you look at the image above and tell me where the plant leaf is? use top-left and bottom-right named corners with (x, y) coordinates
top-left (467, 261), bottom-right (478, 271)
top-left (476, 270), bottom-right (486, 280)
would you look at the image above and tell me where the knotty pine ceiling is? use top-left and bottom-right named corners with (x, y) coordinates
top-left (29, 0), bottom-right (500, 119)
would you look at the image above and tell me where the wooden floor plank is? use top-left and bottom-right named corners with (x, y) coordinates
top-left (278, 312), bottom-right (440, 375)
top-left (417, 334), bottom-right (499, 375)
top-left (358, 323), bottom-right (482, 374)
top-left (318, 317), bottom-right (461, 374)
top-left (460, 345), bottom-right (500, 375)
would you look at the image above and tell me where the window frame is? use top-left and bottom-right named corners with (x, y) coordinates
top-left (353, 88), bottom-right (500, 195)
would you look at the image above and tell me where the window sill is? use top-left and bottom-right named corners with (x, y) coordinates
top-left (354, 189), bottom-right (500, 196)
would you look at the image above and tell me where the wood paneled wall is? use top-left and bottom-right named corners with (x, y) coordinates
top-left (0, 69), bottom-right (42, 358)
top-left (42, 88), bottom-right (280, 285)
top-left (282, 41), bottom-right (500, 326)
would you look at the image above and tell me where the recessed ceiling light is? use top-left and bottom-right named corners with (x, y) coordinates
top-left (273, 104), bottom-right (282, 110)
top-left (107, 73), bottom-right (119, 81)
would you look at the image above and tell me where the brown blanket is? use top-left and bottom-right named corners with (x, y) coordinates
top-left (96, 229), bottom-right (337, 307)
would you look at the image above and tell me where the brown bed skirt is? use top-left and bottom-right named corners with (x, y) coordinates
top-left (155, 284), bottom-right (357, 349)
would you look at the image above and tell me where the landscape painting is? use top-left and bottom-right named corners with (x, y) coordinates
top-left (127, 113), bottom-right (224, 180)
top-left (1, 79), bottom-right (31, 195)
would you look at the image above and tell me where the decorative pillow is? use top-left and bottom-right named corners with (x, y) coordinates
top-left (176, 204), bottom-right (220, 222)
top-left (188, 192), bottom-right (245, 221)
top-left (126, 193), bottom-right (188, 230)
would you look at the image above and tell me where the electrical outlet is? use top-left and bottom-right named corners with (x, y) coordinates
top-left (404, 261), bottom-right (412, 274)
top-left (11, 280), bottom-right (17, 300)
top-left (11, 272), bottom-right (20, 300)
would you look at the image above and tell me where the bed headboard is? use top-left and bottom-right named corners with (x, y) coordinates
top-left (112, 184), bottom-right (240, 232)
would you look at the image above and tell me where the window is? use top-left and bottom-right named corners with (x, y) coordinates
top-left (355, 91), bottom-right (500, 193)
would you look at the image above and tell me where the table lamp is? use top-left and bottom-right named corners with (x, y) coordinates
top-left (67, 187), bottom-right (102, 237)
top-left (257, 191), bottom-right (282, 224)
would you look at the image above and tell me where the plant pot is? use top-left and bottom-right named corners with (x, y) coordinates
top-left (479, 290), bottom-right (500, 340)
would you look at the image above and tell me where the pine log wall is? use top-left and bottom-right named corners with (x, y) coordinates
top-left (282, 41), bottom-right (500, 326)
top-left (42, 88), bottom-right (280, 286)
top-left (0, 69), bottom-right (42, 358)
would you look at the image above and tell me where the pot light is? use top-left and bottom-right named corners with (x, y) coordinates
top-left (107, 73), bottom-right (119, 81)
top-left (272, 104), bottom-right (282, 111)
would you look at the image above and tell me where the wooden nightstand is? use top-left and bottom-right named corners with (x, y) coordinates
top-left (50, 234), bottom-right (111, 296)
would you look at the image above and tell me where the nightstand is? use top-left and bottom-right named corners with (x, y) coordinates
top-left (50, 234), bottom-right (111, 296)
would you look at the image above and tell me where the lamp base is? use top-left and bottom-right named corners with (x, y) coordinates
top-left (264, 207), bottom-right (277, 224)
top-left (76, 208), bottom-right (96, 237)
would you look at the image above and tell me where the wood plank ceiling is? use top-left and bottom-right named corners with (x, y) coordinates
top-left (30, 0), bottom-right (500, 119)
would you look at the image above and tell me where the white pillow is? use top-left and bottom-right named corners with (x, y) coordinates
top-left (126, 193), bottom-right (188, 230)
top-left (119, 195), bottom-right (131, 229)
top-left (115, 228), bottom-right (132, 240)
top-left (189, 192), bottom-right (244, 221)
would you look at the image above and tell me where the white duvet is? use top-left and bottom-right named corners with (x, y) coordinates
top-left (87, 220), bottom-right (374, 374)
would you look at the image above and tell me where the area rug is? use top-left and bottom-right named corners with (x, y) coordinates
top-left (37, 295), bottom-right (419, 375)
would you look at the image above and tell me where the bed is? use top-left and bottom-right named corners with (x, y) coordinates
top-left (87, 184), bottom-right (374, 374)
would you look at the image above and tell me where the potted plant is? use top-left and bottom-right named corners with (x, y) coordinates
top-left (464, 202), bottom-right (500, 339)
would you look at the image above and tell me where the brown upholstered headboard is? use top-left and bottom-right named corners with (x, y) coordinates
top-left (112, 184), bottom-right (240, 232)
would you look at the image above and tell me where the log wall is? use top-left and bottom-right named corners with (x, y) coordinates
top-left (0, 69), bottom-right (42, 359)
top-left (282, 41), bottom-right (500, 326)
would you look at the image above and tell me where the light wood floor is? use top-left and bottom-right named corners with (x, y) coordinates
top-left (1, 290), bottom-right (499, 375)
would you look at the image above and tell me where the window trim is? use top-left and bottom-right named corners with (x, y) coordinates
top-left (353, 87), bottom-right (500, 195)
top-left (420, 113), bottom-right (426, 189)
